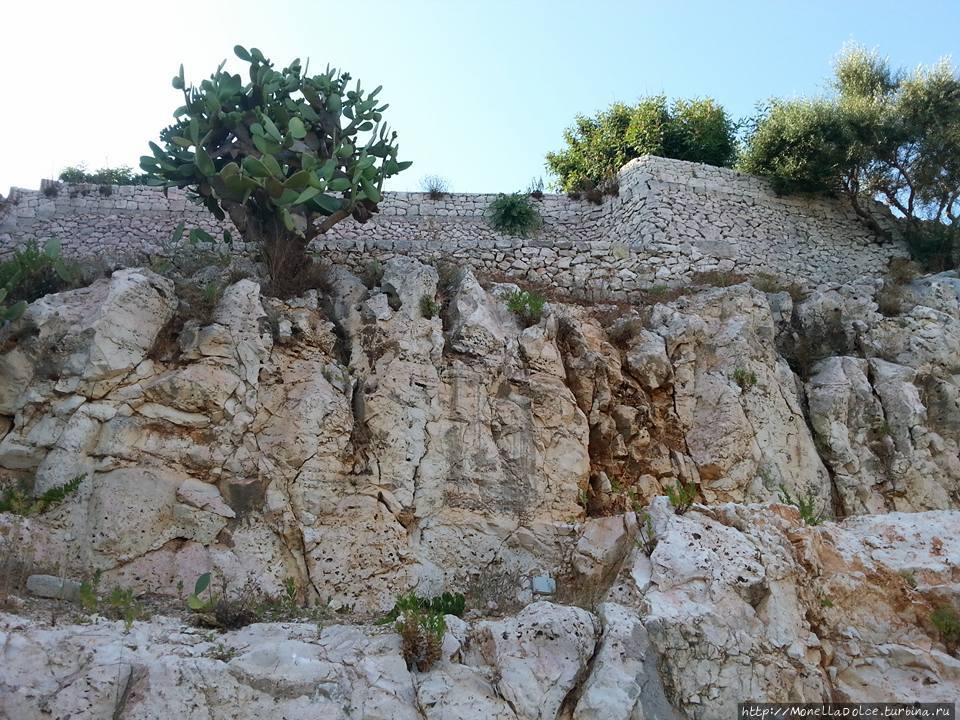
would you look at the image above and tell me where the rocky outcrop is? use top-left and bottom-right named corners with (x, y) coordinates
top-left (1, 262), bottom-right (958, 610)
top-left (2, 506), bottom-right (957, 720)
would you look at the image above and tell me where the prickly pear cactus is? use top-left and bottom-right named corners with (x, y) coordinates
top-left (140, 46), bottom-right (411, 279)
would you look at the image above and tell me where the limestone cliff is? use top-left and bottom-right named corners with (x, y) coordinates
top-left (0, 258), bottom-right (958, 719)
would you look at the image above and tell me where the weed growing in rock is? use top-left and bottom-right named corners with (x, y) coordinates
top-left (527, 176), bottom-right (545, 199)
top-left (732, 367), bottom-right (758, 390)
top-left (0, 476), bottom-right (83, 517)
top-left (931, 605), bottom-right (960, 654)
top-left (76, 572), bottom-right (148, 632)
top-left (504, 290), bottom-right (546, 326)
top-left (634, 508), bottom-right (657, 555)
top-left (186, 573), bottom-right (328, 630)
top-left (777, 485), bottom-right (823, 525)
top-left (820, 597), bottom-right (834, 608)
top-left (489, 193), bottom-right (542, 237)
top-left (420, 175), bottom-right (450, 199)
top-left (420, 294), bottom-right (440, 319)
top-left (364, 258), bottom-right (384, 289)
top-left (692, 270), bottom-right (746, 288)
top-left (665, 480), bottom-right (697, 515)
top-left (387, 593), bottom-right (448, 672)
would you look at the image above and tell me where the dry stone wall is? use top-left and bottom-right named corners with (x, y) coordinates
top-left (0, 156), bottom-right (908, 297)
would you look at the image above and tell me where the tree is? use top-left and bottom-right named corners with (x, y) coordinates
top-left (740, 44), bottom-right (960, 268)
top-left (140, 46), bottom-right (411, 290)
top-left (546, 96), bottom-right (736, 193)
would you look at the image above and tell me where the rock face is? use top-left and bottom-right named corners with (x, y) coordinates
top-left (1, 259), bottom-right (959, 719)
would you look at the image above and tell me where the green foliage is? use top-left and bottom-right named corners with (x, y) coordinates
top-left (931, 605), bottom-right (960, 652)
top-left (489, 193), bottom-right (542, 236)
top-left (378, 591), bottom-right (466, 625)
top-left (0, 239), bottom-right (79, 322)
top-left (740, 44), bottom-right (960, 268)
top-left (665, 480), bottom-right (697, 515)
top-left (78, 570), bottom-right (102, 613)
top-left (75, 572), bottom-right (147, 633)
top-left (503, 289), bottom-right (546, 326)
top-left (187, 572), bottom-right (217, 612)
top-left (634, 508), bottom-right (657, 555)
top-left (732, 367), bottom-right (758, 390)
top-left (777, 485), bottom-right (823, 526)
top-left (140, 46), bottom-right (411, 288)
top-left (106, 586), bottom-right (148, 633)
top-left (387, 593), bottom-right (451, 672)
top-left (546, 95), bottom-right (736, 192)
top-left (58, 165), bottom-right (146, 185)
top-left (419, 294), bottom-right (440, 319)
top-left (0, 475), bottom-right (83, 517)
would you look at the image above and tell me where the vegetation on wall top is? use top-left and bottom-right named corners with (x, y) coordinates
top-left (739, 44), bottom-right (960, 269)
top-left (545, 95), bottom-right (736, 193)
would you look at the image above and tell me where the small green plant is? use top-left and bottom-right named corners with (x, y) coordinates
top-left (187, 572), bottom-right (218, 613)
top-left (378, 591), bottom-right (466, 625)
top-left (820, 597), bottom-right (834, 608)
top-left (78, 570), bottom-right (102, 613)
top-left (527, 176), bottom-right (544, 199)
top-left (732, 367), bottom-right (758, 390)
top-left (665, 480), bottom-right (697, 515)
top-left (388, 593), bottom-right (448, 672)
top-left (635, 509), bottom-right (657, 555)
top-left (105, 586), bottom-right (147, 633)
top-left (0, 475), bottom-right (83, 517)
top-left (504, 290), bottom-right (546, 326)
top-left (420, 175), bottom-right (450, 200)
top-left (931, 605), bottom-right (960, 653)
top-left (900, 570), bottom-right (918, 589)
top-left (777, 485), bottom-right (823, 526)
top-left (489, 193), bottom-right (542, 237)
top-left (419, 294), bottom-right (440, 319)
top-left (364, 258), bottom-right (384, 289)
top-left (0, 238), bottom-right (80, 322)
top-left (204, 642), bottom-right (237, 662)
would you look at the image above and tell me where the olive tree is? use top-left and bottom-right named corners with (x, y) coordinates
top-left (140, 46), bottom-right (411, 288)
top-left (741, 44), bottom-right (960, 267)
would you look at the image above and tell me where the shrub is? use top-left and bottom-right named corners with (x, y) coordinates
top-left (546, 96), bottom-right (736, 192)
top-left (931, 605), bottom-right (960, 653)
top-left (0, 239), bottom-right (79, 322)
top-left (386, 593), bottom-right (448, 672)
top-left (503, 289), bottom-right (546, 326)
top-left (0, 475), bottom-right (83, 517)
top-left (665, 480), bottom-right (697, 515)
top-left (419, 294), bottom-right (440, 318)
top-left (489, 193), bottom-right (542, 237)
top-left (777, 485), bottom-right (823, 525)
top-left (740, 44), bottom-right (960, 261)
top-left (420, 175), bottom-right (449, 199)
top-left (732, 367), bottom-right (758, 390)
top-left (58, 165), bottom-right (146, 185)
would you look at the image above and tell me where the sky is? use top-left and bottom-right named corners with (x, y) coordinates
top-left (2, 1), bottom-right (958, 194)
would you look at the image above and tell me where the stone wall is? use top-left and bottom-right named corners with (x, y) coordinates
top-left (0, 156), bottom-right (907, 297)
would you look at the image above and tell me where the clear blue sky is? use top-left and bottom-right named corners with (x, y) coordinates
top-left (2, 1), bottom-right (958, 193)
